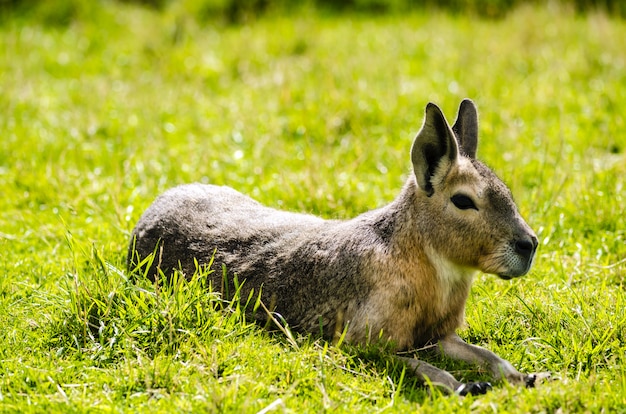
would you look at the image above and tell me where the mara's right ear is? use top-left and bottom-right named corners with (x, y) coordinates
top-left (411, 103), bottom-right (460, 197)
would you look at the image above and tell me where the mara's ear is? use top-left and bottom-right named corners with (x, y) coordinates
top-left (451, 98), bottom-right (478, 159)
top-left (411, 102), bottom-right (459, 197)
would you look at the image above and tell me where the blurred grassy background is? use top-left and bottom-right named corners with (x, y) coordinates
top-left (2, 0), bottom-right (626, 25)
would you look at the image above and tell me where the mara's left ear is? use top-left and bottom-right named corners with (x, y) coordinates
top-left (452, 98), bottom-right (478, 159)
top-left (411, 102), bottom-right (460, 197)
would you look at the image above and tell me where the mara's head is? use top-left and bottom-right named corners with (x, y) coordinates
top-left (410, 99), bottom-right (537, 279)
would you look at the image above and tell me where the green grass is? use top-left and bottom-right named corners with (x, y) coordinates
top-left (1, 2), bottom-right (625, 412)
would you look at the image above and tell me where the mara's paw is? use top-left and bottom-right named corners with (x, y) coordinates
top-left (524, 372), bottom-right (552, 388)
top-left (455, 381), bottom-right (492, 396)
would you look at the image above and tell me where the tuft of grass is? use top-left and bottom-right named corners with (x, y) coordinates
top-left (53, 243), bottom-right (242, 362)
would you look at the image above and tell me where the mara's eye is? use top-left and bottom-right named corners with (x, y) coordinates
top-left (451, 194), bottom-right (478, 211)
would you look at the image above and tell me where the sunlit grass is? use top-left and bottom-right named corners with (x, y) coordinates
top-left (0, 2), bottom-right (625, 412)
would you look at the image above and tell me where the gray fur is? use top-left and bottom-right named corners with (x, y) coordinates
top-left (128, 99), bottom-right (546, 395)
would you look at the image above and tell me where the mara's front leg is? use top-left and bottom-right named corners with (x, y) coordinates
top-left (438, 333), bottom-right (549, 387)
top-left (398, 356), bottom-right (493, 396)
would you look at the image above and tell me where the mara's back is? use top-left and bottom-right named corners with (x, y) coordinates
top-left (129, 183), bottom-right (328, 278)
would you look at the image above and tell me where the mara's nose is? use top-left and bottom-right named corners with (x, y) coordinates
top-left (514, 235), bottom-right (538, 259)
